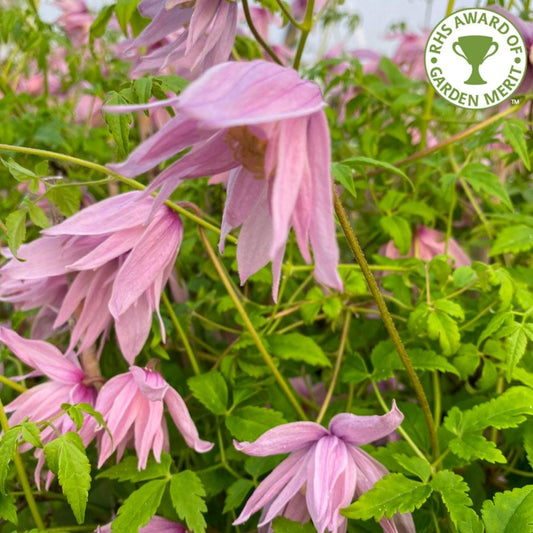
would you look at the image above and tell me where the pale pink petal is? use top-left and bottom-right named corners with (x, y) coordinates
top-left (234, 422), bottom-right (328, 456)
top-left (134, 395), bottom-right (164, 469)
top-left (233, 449), bottom-right (308, 525)
top-left (329, 402), bottom-right (404, 446)
top-left (129, 366), bottom-right (169, 401)
top-left (0, 327), bottom-right (83, 383)
top-left (139, 515), bottom-right (187, 533)
top-left (178, 61), bottom-right (325, 127)
top-left (109, 209), bottom-right (183, 317)
top-left (164, 387), bottom-right (213, 453)
top-left (307, 112), bottom-right (343, 291)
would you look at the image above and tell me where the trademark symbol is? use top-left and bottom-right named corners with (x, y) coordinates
top-left (511, 98), bottom-right (521, 105)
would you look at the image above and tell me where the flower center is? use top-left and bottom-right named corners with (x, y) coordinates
top-left (225, 126), bottom-right (269, 179)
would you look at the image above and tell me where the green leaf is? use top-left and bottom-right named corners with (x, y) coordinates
top-left (271, 517), bottom-right (316, 532)
top-left (409, 348), bottom-right (460, 376)
top-left (89, 4), bottom-right (115, 42)
top-left (0, 492), bottom-right (18, 525)
top-left (46, 186), bottom-right (82, 217)
top-left (188, 371), bottom-right (228, 415)
top-left (392, 454), bottom-right (431, 483)
top-left (341, 473), bottom-right (432, 520)
top-left (478, 311), bottom-right (513, 346)
top-left (342, 156), bottom-right (415, 190)
top-left (0, 427), bottom-right (20, 493)
top-left (427, 311), bottom-right (460, 356)
top-left (116, 0), bottom-right (140, 35)
top-left (155, 75), bottom-right (189, 94)
top-left (133, 77), bottom-right (152, 104)
top-left (44, 433), bottom-right (91, 524)
top-left (460, 163), bottom-right (512, 210)
top-left (505, 324), bottom-right (528, 381)
top-left (453, 266), bottom-right (476, 288)
top-left (226, 406), bottom-right (286, 441)
top-left (223, 478), bottom-right (254, 513)
top-left (98, 453), bottom-right (171, 483)
top-left (434, 299), bottom-right (465, 321)
top-left (431, 470), bottom-right (482, 533)
top-left (268, 333), bottom-right (330, 367)
top-left (21, 421), bottom-right (42, 449)
top-left (111, 479), bottom-right (167, 532)
top-left (380, 215), bottom-right (411, 255)
top-left (397, 200), bottom-right (436, 225)
top-left (1, 157), bottom-right (38, 181)
top-left (502, 120), bottom-right (530, 170)
top-left (482, 486), bottom-right (533, 533)
top-left (490, 225), bottom-right (533, 256)
top-left (104, 92), bottom-right (132, 158)
top-left (449, 433), bottom-right (506, 463)
top-left (5, 209), bottom-right (27, 257)
top-left (27, 204), bottom-right (49, 229)
top-left (170, 470), bottom-right (207, 533)
top-left (332, 162), bottom-right (356, 199)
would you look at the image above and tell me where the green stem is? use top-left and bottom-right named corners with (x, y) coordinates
top-left (333, 188), bottom-right (439, 458)
top-left (274, 0), bottom-right (302, 28)
top-left (0, 398), bottom-right (45, 530)
top-left (198, 228), bottom-right (307, 420)
top-left (0, 144), bottom-right (234, 242)
top-left (372, 383), bottom-right (428, 462)
top-left (293, 0), bottom-right (315, 70)
top-left (392, 100), bottom-right (527, 170)
top-left (241, 0), bottom-right (283, 65)
top-left (0, 374), bottom-right (27, 393)
top-left (432, 371), bottom-right (441, 427)
top-left (316, 312), bottom-right (351, 424)
top-left (161, 292), bottom-right (200, 376)
top-left (458, 177), bottom-right (494, 238)
top-left (419, 86), bottom-right (435, 151)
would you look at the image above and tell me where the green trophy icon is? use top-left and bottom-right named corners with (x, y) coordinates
top-left (452, 35), bottom-right (499, 85)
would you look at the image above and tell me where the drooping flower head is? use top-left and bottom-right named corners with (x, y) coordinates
top-left (126, 0), bottom-right (238, 77)
top-left (108, 60), bottom-right (342, 300)
top-left (380, 226), bottom-right (471, 267)
top-left (96, 515), bottom-right (188, 533)
top-left (0, 191), bottom-right (183, 362)
top-left (0, 327), bottom-right (98, 487)
top-left (87, 365), bottom-right (213, 470)
top-left (233, 403), bottom-right (414, 533)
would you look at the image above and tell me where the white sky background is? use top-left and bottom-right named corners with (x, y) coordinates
top-left (39, 0), bottom-right (480, 57)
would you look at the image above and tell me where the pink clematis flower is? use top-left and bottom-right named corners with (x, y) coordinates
top-left (380, 226), bottom-right (470, 267)
top-left (0, 191), bottom-right (183, 362)
top-left (108, 60), bottom-right (342, 300)
top-left (127, 0), bottom-right (237, 77)
top-left (87, 365), bottom-right (213, 470)
top-left (0, 327), bottom-right (98, 487)
top-left (54, 0), bottom-right (94, 47)
top-left (233, 403), bottom-right (414, 533)
top-left (96, 515), bottom-right (188, 532)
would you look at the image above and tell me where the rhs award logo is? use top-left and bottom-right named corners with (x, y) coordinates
top-left (425, 8), bottom-right (527, 109)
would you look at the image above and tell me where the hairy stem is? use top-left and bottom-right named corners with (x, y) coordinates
top-left (333, 188), bottom-right (439, 458)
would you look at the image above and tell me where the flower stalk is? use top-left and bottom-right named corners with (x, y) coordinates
top-left (333, 188), bottom-right (439, 458)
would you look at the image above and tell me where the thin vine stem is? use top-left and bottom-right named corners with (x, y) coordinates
top-left (241, 0), bottom-right (283, 65)
top-left (0, 397), bottom-right (45, 530)
top-left (0, 144), bottom-right (235, 243)
top-left (333, 188), bottom-right (439, 458)
top-left (0, 374), bottom-right (26, 393)
top-left (274, 0), bottom-right (302, 28)
top-left (293, 0), bottom-right (315, 70)
top-left (316, 311), bottom-right (351, 424)
top-left (198, 227), bottom-right (307, 420)
top-left (161, 292), bottom-right (201, 376)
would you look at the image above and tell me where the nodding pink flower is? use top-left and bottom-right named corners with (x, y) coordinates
top-left (233, 403), bottom-right (414, 533)
top-left (96, 515), bottom-right (188, 533)
top-left (88, 366), bottom-right (213, 470)
top-left (108, 60), bottom-right (342, 301)
top-left (54, 0), bottom-right (94, 47)
top-left (0, 192), bottom-right (183, 363)
top-left (380, 226), bottom-right (470, 267)
top-left (0, 327), bottom-right (98, 488)
top-left (390, 31), bottom-right (430, 80)
top-left (127, 0), bottom-right (237, 77)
